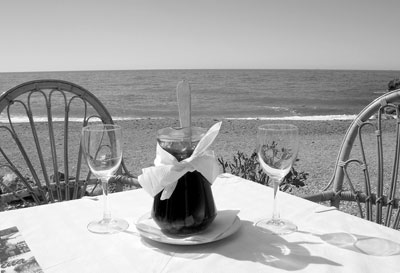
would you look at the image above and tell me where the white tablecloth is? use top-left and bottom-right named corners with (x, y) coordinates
top-left (1, 174), bottom-right (399, 273)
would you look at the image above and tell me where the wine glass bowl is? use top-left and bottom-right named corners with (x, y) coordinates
top-left (81, 124), bottom-right (129, 234)
top-left (256, 124), bottom-right (299, 235)
top-left (86, 148), bottom-right (122, 179)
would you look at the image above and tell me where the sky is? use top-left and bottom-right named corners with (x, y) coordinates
top-left (1, 0), bottom-right (399, 72)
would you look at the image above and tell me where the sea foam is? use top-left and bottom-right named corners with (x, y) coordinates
top-left (0, 114), bottom-right (358, 123)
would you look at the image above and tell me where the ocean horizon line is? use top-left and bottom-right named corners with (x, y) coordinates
top-left (2, 68), bottom-right (400, 74)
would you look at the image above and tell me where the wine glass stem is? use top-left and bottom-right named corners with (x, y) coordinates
top-left (272, 180), bottom-right (280, 221)
top-left (101, 178), bottom-right (111, 221)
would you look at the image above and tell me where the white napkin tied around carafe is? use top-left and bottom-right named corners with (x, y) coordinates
top-left (138, 122), bottom-right (222, 200)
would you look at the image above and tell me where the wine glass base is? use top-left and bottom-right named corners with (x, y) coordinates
top-left (255, 218), bottom-right (297, 235)
top-left (88, 218), bottom-right (129, 234)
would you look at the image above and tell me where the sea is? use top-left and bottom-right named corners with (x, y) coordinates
top-left (0, 69), bottom-right (399, 121)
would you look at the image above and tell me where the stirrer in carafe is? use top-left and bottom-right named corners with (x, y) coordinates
top-left (176, 80), bottom-right (192, 143)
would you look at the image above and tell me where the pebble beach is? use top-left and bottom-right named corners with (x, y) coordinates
top-left (118, 118), bottom-right (354, 197)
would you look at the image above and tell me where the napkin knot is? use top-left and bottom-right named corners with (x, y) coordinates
top-left (138, 122), bottom-right (222, 200)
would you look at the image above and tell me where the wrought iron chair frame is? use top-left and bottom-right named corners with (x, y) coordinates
top-left (0, 80), bottom-right (138, 210)
top-left (305, 89), bottom-right (400, 229)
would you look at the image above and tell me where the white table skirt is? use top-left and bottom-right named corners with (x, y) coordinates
top-left (0, 174), bottom-right (399, 273)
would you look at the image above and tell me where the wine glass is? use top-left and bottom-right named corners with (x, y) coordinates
top-left (81, 124), bottom-right (129, 234)
top-left (256, 124), bottom-right (299, 235)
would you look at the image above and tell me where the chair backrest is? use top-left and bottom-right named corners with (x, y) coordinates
top-left (0, 79), bottom-right (133, 210)
top-left (325, 89), bottom-right (400, 229)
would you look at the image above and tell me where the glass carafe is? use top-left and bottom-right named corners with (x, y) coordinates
top-left (152, 126), bottom-right (217, 235)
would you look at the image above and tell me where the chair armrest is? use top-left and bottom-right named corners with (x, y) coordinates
top-left (301, 190), bottom-right (335, 203)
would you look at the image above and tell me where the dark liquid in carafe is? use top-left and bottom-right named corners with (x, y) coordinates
top-left (152, 148), bottom-right (217, 235)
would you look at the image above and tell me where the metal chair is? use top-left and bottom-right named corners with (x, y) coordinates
top-left (0, 80), bottom-right (139, 211)
top-left (304, 89), bottom-right (400, 229)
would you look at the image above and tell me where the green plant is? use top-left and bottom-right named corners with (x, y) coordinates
top-left (218, 151), bottom-right (308, 192)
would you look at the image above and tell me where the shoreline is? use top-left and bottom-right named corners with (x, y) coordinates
top-left (0, 114), bottom-right (359, 123)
